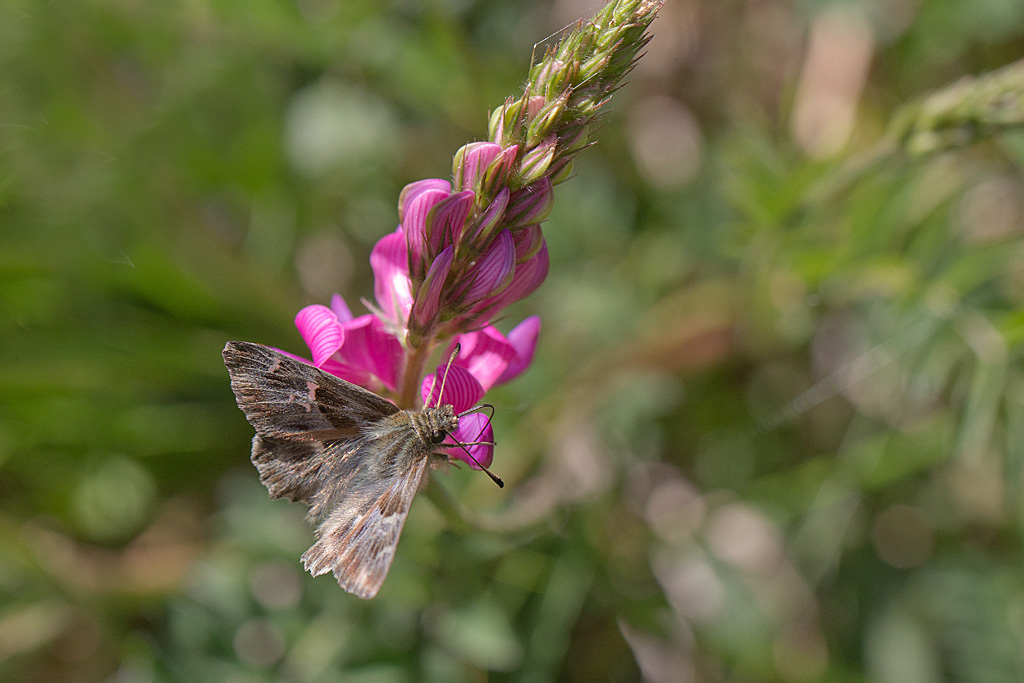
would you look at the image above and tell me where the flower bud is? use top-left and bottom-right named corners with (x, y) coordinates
top-left (402, 187), bottom-right (451, 280)
top-left (481, 145), bottom-right (519, 197)
top-left (453, 141), bottom-right (502, 192)
top-left (528, 90), bottom-right (571, 145)
top-left (512, 224), bottom-right (544, 263)
top-left (505, 178), bottom-right (553, 228)
top-left (411, 246), bottom-right (453, 331)
top-left (469, 187), bottom-right (510, 245)
top-left (490, 241), bottom-right (548, 310)
top-left (398, 179), bottom-right (450, 224)
top-left (550, 158), bottom-right (574, 185)
top-left (425, 190), bottom-right (475, 256)
top-left (518, 135), bottom-right (558, 184)
top-left (461, 229), bottom-right (515, 304)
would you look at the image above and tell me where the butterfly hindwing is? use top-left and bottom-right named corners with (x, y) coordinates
top-left (302, 434), bottom-right (431, 599)
top-left (249, 435), bottom-right (357, 507)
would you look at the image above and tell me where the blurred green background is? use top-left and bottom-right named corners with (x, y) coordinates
top-left (4, 0), bottom-right (1024, 681)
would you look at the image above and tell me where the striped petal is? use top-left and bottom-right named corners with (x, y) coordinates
top-left (412, 246), bottom-right (453, 328)
top-left (399, 179), bottom-right (450, 224)
top-left (421, 364), bottom-right (483, 413)
top-left (295, 304), bottom-right (344, 367)
top-left (427, 190), bottom-right (475, 253)
top-left (463, 229), bottom-right (515, 303)
top-left (402, 188), bottom-right (450, 270)
top-left (490, 240), bottom-right (548, 310)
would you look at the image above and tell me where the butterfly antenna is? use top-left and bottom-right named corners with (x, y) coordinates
top-left (450, 404), bottom-right (502, 487)
top-left (451, 438), bottom-right (504, 488)
top-left (433, 343), bottom-right (461, 407)
top-left (457, 403), bottom-right (495, 421)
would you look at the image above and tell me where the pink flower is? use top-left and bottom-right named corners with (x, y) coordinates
top-left (295, 295), bottom-right (403, 393)
top-left (302, 149), bottom-right (548, 471)
top-left (418, 316), bottom-right (541, 468)
top-left (453, 317), bottom-right (540, 389)
top-left (421, 363), bottom-right (493, 468)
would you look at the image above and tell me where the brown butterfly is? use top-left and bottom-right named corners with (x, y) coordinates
top-left (223, 340), bottom-right (501, 599)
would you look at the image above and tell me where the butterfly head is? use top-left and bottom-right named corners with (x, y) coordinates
top-left (416, 404), bottom-right (459, 446)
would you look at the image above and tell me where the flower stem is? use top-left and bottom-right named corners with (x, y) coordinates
top-left (397, 338), bottom-right (432, 409)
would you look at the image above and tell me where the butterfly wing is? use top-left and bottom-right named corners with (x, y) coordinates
top-left (224, 341), bottom-right (428, 599)
top-left (223, 341), bottom-right (399, 506)
top-left (302, 439), bottom-right (429, 599)
top-left (223, 341), bottom-right (398, 439)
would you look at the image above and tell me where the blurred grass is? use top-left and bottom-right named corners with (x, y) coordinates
top-left (4, 0), bottom-right (1024, 682)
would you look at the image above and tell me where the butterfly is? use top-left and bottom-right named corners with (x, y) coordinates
top-left (223, 340), bottom-right (501, 599)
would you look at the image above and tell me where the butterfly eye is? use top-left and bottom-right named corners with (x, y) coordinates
top-left (430, 431), bottom-right (447, 445)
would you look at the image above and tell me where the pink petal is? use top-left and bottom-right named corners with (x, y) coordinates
top-left (330, 293), bottom-right (354, 323)
top-left (506, 177), bottom-right (553, 228)
top-left (470, 187), bottom-right (509, 243)
top-left (445, 413), bottom-right (494, 469)
top-left (463, 229), bottom-right (515, 303)
top-left (370, 228), bottom-right (413, 324)
top-left (295, 305), bottom-right (345, 367)
top-left (427, 190), bottom-right (475, 254)
top-left (403, 188), bottom-right (450, 268)
top-left (490, 240), bottom-right (549, 310)
top-left (496, 315), bottom-right (541, 384)
top-left (421, 364), bottom-right (483, 413)
top-left (412, 246), bottom-right (453, 328)
top-left (454, 326), bottom-right (516, 391)
top-left (329, 314), bottom-right (403, 392)
top-left (457, 142), bottom-right (502, 190)
top-left (512, 224), bottom-right (544, 263)
top-left (399, 179), bottom-right (450, 223)
top-left (319, 357), bottom-right (375, 389)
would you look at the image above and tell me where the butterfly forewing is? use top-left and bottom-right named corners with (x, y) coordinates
top-left (223, 341), bottom-right (398, 441)
top-left (223, 341), bottom-right (434, 599)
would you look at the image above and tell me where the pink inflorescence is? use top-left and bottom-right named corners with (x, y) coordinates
top-left (287, 0), bottom-right (662, 469)
top-left (294, 143), bottom-right (549, 468)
